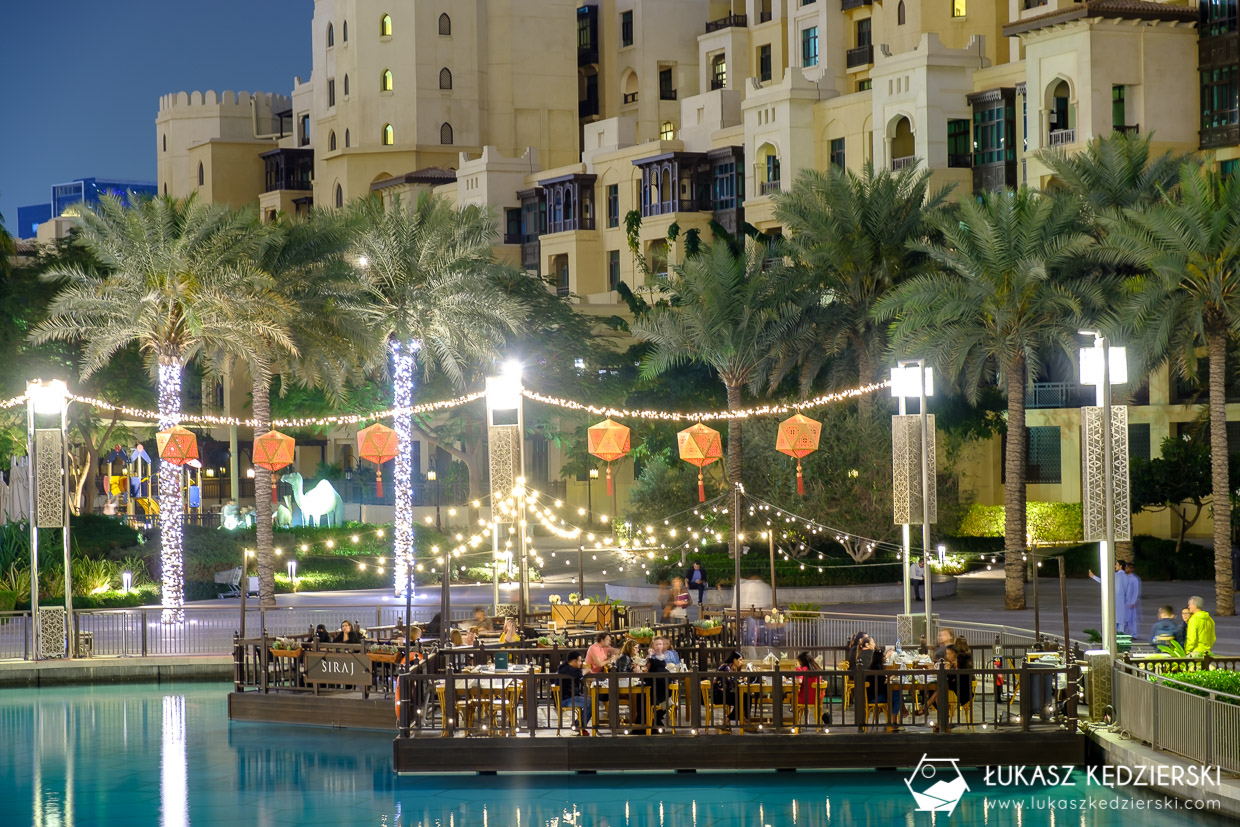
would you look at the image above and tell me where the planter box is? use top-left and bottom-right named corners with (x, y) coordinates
top-left (368, 651), bottom-right (402, 664)
top-left (270, 648), bottom-right (302, 658)
top-left (551, 603), bottom-right (613, 630)
top-left (694, 626), bottom-right (723, 637)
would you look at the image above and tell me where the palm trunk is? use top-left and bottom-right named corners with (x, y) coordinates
top-left (1207, 329), bottom-right (1234, 616)
top-left (856, 339), bottom-right (874, 416)
top-left (1003, 362), bottom-right (1028, 610)
top-left (252, 372), bottom-right (276, 607)
top-left (392, 340), bottom-right (416, 596)
top-left (156, 361), bottom-right (185, 622)
top-left (726, 382), bottom-right (742, 487)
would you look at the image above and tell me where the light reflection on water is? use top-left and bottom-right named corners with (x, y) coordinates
top-left (0, 682), bottom-right (1228, 826)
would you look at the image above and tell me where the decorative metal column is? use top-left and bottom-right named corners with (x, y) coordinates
top-left (486, 367), bottom-right (523, 626)
top-left (27, 379), bottom-right (72, 660)
top-left (891, 362), bottom-right (936, 647)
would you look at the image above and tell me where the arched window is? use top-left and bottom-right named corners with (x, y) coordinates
top-left (327, 22), bottom-right (334, 46)
top-left (329, 130), bottom-right (337, 151)
top-left (197, 162), bottom-right (204, 187)
top-left (660, 121), bottom-right (674, 140)
top-left (342, 20), bottom-right (348, 41)
top-left (439, 68), bottom-right (452, 90)
top-left (898, 1), bottom-right (906, 24)
top-left (343, 74), bottom-right (349, 96)
top-left (439, 13), bottom-right (451, 35)
top-left (380, 14), bottom-right (392, 36)
top-left (162, 134), bottom-right (167, 152)
top-left (335, 184), bottom-right (343, 209)
top-left (381, 69), bottom-right (393, 91)
top-left (382, 123), bottom-right (394, 145)
top-left (345, 128), bottom-right (350, 148)
top-left (440, 122), bottom-right (454, 145)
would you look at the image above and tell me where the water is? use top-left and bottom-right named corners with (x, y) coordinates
top-left (1, 682), bottom-right (1228, 826)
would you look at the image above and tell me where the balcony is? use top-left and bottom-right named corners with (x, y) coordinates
top-left (705, 14), bottom-right (747, 33)
top-left (710, 77), bottom-right (725, 91)
top-left (846, 44), bottom-right (874, 69)
top-left (760, 179), bottom-right (781, 195)
top-left (641, 198), bottom-right (710, 218)
top-left (502, 232), bottom-right (521, 245)
top-left (660, 88), bottom-right (678, 101)
top-left (1202, 119), bottom-right (1240, 150)
top-left (1113, 124), bottom-right (1139, 137)
top-left (1023, 0), bottom-right (1047, 8)
top-left (891, 156), bottom-right (916, 171)
top-left (948, 154), bottom-right (972, 169)
top-left (841, 0), bottom-right (871, 9)
top-left (1026, 382), bottom-right (1095, 410)
top-left (1047, 128), bottom-right (1076, 147)
top-left (759, 10), bottom-right (773, 22)
top-left (260, 148), bottom-right (313, 193)
top-left (623, 91), bottom-right (639, 104)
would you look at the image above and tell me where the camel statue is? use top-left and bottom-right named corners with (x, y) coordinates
top-left (282, 472), bottom-right (344, 528)
top-left (274, 495), bottom-right (293, 528)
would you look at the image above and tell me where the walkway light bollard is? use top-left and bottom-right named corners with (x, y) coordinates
top-left (26, 379), bottom-right (72, 661)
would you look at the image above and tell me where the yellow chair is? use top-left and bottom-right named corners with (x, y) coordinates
top-left (700, 679), bottom-right (727, 731)
top-left (435, 683), bottom-right (474, 731)
top-left (947, 680), bottom-right (977, 726)
top-left (550, 684), bottom-right (586, 733)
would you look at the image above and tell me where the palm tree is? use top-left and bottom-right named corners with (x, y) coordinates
top-left (351, 194), bottom-right (524, 595)
top-left (1099, 164), bottom-right (1240, 616)
top-left (771, 163), bottom-right (951, 399)
top-left (1035, 131), bottom-right (1189, 214)
top-left (631, 238), bottom-right (800, 488)
top-left (877, 188), bottom-right (1103, 610)
top-left (227, 210), bottom-right (364, 606)
top-left (30, 194), bottom-right (270, 620)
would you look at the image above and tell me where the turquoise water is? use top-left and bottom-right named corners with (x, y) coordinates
top-left (0, 682), bottom-right (1228, 826)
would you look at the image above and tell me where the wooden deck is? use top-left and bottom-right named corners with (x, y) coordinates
top-left (229, 691), bottom-right (395, 730)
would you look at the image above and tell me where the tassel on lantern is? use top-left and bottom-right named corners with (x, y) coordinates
top-left (376, 468), bottom-right (383, 499)
top-left (698, 469), bottom-right (706, 502)
top-left (796, 460), bottom-right (805, 496)
top-left (606, 463), bottom-right (614, 496)
top-left (271, 477), bottom-right (278, 504)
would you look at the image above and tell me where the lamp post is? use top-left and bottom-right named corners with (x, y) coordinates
top-left (485, 361), bottom-right (525, 626)
top-left (587, 468), bottom-right (598, 524)
top-left (428, 466), bottom-right (441, 531)
top-left (891, 362), bottom-right (936, 645)
top-left (1080, 332), bottom-right (1129, 658)
top-left (27, 379), bottom-right (72, 660)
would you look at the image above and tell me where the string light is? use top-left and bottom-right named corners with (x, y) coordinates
top-left (391, 339), bottom-right (419, 597)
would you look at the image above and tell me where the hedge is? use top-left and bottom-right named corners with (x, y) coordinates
top-left (954, 502), bottom-right (1083, 544)
top-left (1160, 669), bottom-right (1240, 703)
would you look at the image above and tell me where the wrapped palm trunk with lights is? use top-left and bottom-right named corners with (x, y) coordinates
top-left (391, 340), bottom-right (419, 596)
top-left (157, 362), bottom-right (186, 622)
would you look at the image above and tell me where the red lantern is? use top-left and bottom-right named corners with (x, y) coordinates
top-left (357, 422), bottom-right (398, 497)
top-left (587, 418), bottom-right (630, 496)
top-left (776, 413), bottom-right (822, 495)
top-left (253, 429), bottom-right (296, 503)
top-left (677, 423), bottom-right (722, 502)
top-left (156, 425), bottom-right (198, 467)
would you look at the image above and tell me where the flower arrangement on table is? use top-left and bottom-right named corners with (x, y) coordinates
top-left (693, 618), bottom-right (723, 637)
top-left (764, 610), bottom-right (788, 627)
top-left (270, 636), bottom-right (302, 657)
top-left (627, 626), bottom-right (654, 643)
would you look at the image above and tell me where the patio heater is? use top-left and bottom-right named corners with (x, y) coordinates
top-left (26, 379), bottom-right (73, 660)
top-left (891, 361), bottom-right (935, 647)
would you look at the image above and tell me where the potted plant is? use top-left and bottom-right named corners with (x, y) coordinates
top-left (535, 635), bottom-right (566, 649)
top-left (269, 636), bottom-right (302, 658)
top-left (694, 619), bottom-right (723, 637)
top-left (368, 643), bottom-right (402, 663)
top-left (764, 610), bottom-right (788, 629)
top-left (627, 626), bottom-right (654, 644)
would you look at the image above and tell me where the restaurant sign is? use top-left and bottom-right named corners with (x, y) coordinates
top-left (303, 652), bottom-right (371, 686)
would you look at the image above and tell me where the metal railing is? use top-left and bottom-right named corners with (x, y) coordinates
top-left (1113, 659), bottom-right (1240, 774)
top-left (1047, 128), bottom-right (1077, 147)
top-left (846, 44), bottom-right (874, 69)
top-left (705, 14), bottom-right (747, 33)
top-left (891, 156), bottom-right (917, 171)
top-left (1026, 380), bottom-right (1095, 409)
top-left (759, 179), bottom-right (782, 195)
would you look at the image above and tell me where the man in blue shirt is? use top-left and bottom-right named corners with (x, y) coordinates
top-left (1149, 605), bottom-right (1186, 648)
top-left (1089, 560), bottom-right (1130, 635)
top-left (686, 561), bottom-right (708, 606)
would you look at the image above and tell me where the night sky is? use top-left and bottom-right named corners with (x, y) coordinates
top-left (0, 0), bottom-right (310, 235)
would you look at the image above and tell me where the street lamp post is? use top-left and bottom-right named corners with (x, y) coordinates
top-left (485, 362), bottom-right (525, 626)
top-left (587, 468), bottom-right (598, 524)
top-left (1080, 333), bottom-right (1130, 659)
top-left (428, 466), bottom-right (441, 531)
top-left (27, 379), bottom-right (72, 660)
top-left (891, 362), bottom-right (936, 646)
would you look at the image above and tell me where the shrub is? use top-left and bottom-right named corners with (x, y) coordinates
top-left (0, 589), bottom-right (15, 613)
top-left (954, 502), bottom-right (1083, 544)
top-left (1161, 669), bottom-right (1240, 703)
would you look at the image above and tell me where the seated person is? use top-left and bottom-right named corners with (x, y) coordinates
top-left (847, 634), bottom-right (903, 720)
top-left (1150, 605), bottom-right (1187, 647)
top-left (644, 654), bottom-right (672, 729)
top-left (924, 642), bottom-right (973, 715)
top-left (585, 632), bottom-right (615, 674)
top-left (613, 639), bottom-right (642, 673)
top-left (333, 620), bottom-right (362, 644)
top-left (498, 617), bottom-right (521, 645)
top-left (472, 607), bottom-right (495, 632)
top-left (648, 636), bottom-right (680, 666)
top-left (557, 651), bottom-right (592, 733)
top-left (795, 651), bottom-right (830, 725)
top-left (313, 624), bottom-right (331, 643)
top-left (711, 650), bottom-right (754, 724)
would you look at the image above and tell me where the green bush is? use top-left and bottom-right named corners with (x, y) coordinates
top-left (70, 514), bottom-right (142, 557)
top-left (954, 502), bottom-right (1083, 544)
top-left (0, 589), bottom-right (15, 613)
top-left (1161, 669), bottom-right (1240, 703)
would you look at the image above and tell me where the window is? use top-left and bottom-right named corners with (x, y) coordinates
top-left (300, 114), bottom-right (310, 146)
top-left (381, 69), bottom-right (393, 92)
top-left (713, 161), bottom-right (738, 209)
top-left (382, 123), bottom-right (394, 145)
top-left (327, 22), bottom-right (334, 47)
top-left (758, 45), bottom-right (772, 82)
top-left (197, 162), bottom-right (204, 187)
top-left (1026, 426), bottom-right (1061, 484)
top-left (947, 119), bottom-right (970, 167)
top-left (162, 134), bottom-right (166, 152)
top-left (857, 78), bottom-right (872, 92)
top-left (344, 74), bottom-right (349, 97)
top-left (1128, 423), bottom-right (1151, 465)
top-left (335, 184), bottom-right (343, 209)
top-left (328, 78), bottom-right (336, 107)
top-left (659, 67), bottom-right (676, 100)
top-left (829, 138), bottom-right (845, 168)
top-left (608, 250), bottom-right (621, 290)
top-left (973, 100), bottom-right (1015, 166)
top-left (606, 184), bottom-right (619, 227)
top-left (621, 10), bottom-right (633, 46)
top-left (1223, 159), bottom-right (1240, 178)
top-left (1202, 66), bottom-right (1239, 130)
top-left (345, 128), bottom-right (350, 148)
top-left (440, 122), bottom-right (453, 144)
top-left (380, 13), bottom-right (392, 36)
top-left (1203, 0), bottom-right (1239, 36)
top-left (439, 13), bottom-right (451, 35)
top-left (1112, 85), bottom-right (1126, 129)
top-left (711, 54), bottom-right (727, 90)
top-left (329, 130), bottom-right (337, 151)
top-left (440, 68), bottom-right (452, 90)
top-left (898, 1), bottom-right (906, 24)
top-left (766, 153), bottom-right (781, 184)
top-left (660, 121), bottom-right (674, 140)
top-left (802, 26), bottom-right (819, 67)
top-left (952, 0), bottom-right (966, 17)
top-left (856, 18), bottom-right (871, 48)
top-left (506, 208), bottom-right (521, 241)
top-left (342, 19), bottom-right (348, 41)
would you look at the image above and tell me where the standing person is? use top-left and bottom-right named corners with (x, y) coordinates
top-left (910, 557), bottom-right (925, 602)
top-left (557, 651), bottom-right (592, 734)
top-left (1186, 596), bottom-right (1217, 656)
top-left (670, 576), bottom-right (691, 620)
top-left (1089, 561), bottom-right (1130, 635)
top-left (1123, 561), bottom-right (1143, 639)
top-left (585, 632), bottom-right (614, 673)
top-left (1150, 605), bottom-right (1186, 647)
top-left (686, 561), bottom-right (708, 606)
